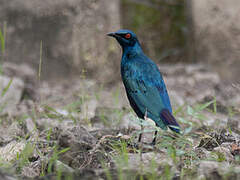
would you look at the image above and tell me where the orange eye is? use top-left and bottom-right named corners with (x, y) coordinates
top-left (125, 33), bottom-right (131, 39)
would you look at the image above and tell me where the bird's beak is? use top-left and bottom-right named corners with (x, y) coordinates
top-left (107, 32), bottom-right (116, 37)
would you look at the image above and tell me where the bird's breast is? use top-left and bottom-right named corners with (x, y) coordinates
top-left (121, 64), bottom-right (136, 81)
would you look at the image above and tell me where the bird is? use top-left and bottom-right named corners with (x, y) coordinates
top-left (107, 29), bottom-right (180, 145)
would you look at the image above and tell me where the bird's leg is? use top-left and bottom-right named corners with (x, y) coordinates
top-left (139, 120), bottom-right (143, 161)
top-left (138, 109), bottom-right (148, 143)
top-left (138, 109), bottom-right (148, 161)
top-left (144, 109), bottom-right (148, 121)
top-left (138, 117), bottom-right (143, 143)
top-left (151, 130), bottom-right (158, 145)
top-left (138, 130), bottom-right (142, 142)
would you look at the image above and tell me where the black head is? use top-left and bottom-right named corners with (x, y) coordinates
top-left (107, 29), bottom-right (139, 48)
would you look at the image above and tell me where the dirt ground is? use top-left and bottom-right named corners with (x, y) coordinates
top-left (0, 62), bottom-right (240, 180)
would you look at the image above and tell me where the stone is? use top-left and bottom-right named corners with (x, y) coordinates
top-left (54, 160), bottom-right (74, 173)
top-left (2, 62), bottom-right (38, 101)
top-left (0, 76), bottom-right (24, 115)
top-left (37, 117), bottom-right (75, 132)
top-left (25, 118), bottom-right (36, 134)
top-left (58, 126), bottom-right (97, 152)
top-left (114, 152), bottom-right (174, 174)
top-left (194, 147), bottom-right (211, 160)
top-left (198, 161), bottom-right (240, 179)
top-left (22, 163), bottom-right (40, 178)
top-left (160, 63), bottom-right (240, 114)
top-left (0, 141), bottom-right (26, 162)
top-left (198, 129), bottom-right (235, 151)
top-left (3, 63), bottom-right (36, 79)
top-left (230, 144), bottom-right (240, 156)
top-left (0, 169), bottom-right (17, 180)
top-left (189, 0), bottom-right (240, 81)
top-left (161, 64), bottom-right (221, 106)
top-left (0, 0), bottom-right (120, 82)
top-left (227, 115), bottom-right (240, 134)
top-left (0, 121), bottom-right (24, 145)
top-left (213, 146), bottom-right (234, 162)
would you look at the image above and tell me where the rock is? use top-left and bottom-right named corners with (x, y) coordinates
top-left (0, 121), bottom-right (24, 145)
top-left (58, 126), bottom-right (97, 152)
top-left (230, 144), bottom-right (240, 156)
top-left (17, 99), bottom-right (35, 116)
top-left (190, 0), bottom-right (240, 81)
top-left (2, 62), bottom-right (38, 101)
top-left (57, 126), bottom-right (116, 169)
top-left (198, 161), bottom-right (240, 179)
top-left (0, 76), bottom-right (24, 115)
top-left (220, 142), bottom-right (239, 160)
top-left (25, 118), bottom-right (36, 134)
top-left (213, 146), bottom-right (234, 162)
top-left (40, 169), bottom-right (101, 180)
top-left (227, 115), bottom-right (240, 134)
top-left (194, 147), bottom-right (211, 160)
top-left (161, 64), bottom-right (240, 110)
top-left (21, 160), bottom-right (42, 178)
top-left (54, 160), bottom-right (74, 173)
top-left (0, 141), bottom-right (26, 162)
top-left (37, 118), bottom-right (75, 133)
top-left (162, 64), bottom-right (220, 105)
top-left (198, 129), bottom-right (235, 151)
top-left (114, 152), bottom-right (175, 174)
top-left (0, 169), bottom-right (17, 180)
top-left (3, 63), bottom-right (36, 79)
top-left (0, 0), bottom-right (120, 82)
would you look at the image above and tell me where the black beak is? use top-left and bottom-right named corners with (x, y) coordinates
top-left (107, 32), bottom-right (116, 37)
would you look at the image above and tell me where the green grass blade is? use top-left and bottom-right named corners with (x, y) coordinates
top-left (198, 100), bottom-right (214, 111)
top-left (0, 29), bottom-right (5, 54)
top-left (38, 40), bottom-right (43, 81)
top-left (1, 78), bottom-right (12, 97)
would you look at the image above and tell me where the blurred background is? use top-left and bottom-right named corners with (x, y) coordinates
top-left (1, 0), bottom-right (240, 116)
top-left (0, 0), bottom-right (239, 84)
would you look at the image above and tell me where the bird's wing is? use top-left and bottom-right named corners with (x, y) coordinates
top-left (123, 60), bottom-right (179, 131)
top-left (160, 109), bottom-right (180, 133)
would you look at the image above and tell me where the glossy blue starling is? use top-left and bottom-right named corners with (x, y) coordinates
top-left (107, 29), bottom-right (180, 144)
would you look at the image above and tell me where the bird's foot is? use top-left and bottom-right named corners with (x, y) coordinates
top-left (150, 140), bottom-right (156, 146)
top-left (132, 142), bottom-right (155, 151)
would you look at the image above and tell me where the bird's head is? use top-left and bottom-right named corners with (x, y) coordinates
top-left (107, 29), bottom-right (140, 49)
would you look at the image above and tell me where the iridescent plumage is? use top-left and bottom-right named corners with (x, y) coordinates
top-left (107, 29), bottom-right (180, 144)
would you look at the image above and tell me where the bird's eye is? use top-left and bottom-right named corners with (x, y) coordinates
top-left (125, 33), bottom-right (131, 39)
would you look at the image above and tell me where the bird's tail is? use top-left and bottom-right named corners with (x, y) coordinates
top-left (160, 109), bottom-right (180, 133)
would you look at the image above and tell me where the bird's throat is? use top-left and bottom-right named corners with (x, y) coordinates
top-left (122, 42), bottom-right (143, 59)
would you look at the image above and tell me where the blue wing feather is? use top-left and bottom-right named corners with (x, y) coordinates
top-left (121, 54), bottom-right (179, 132)
top-left (160, 109), bottom-right (180, 133)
